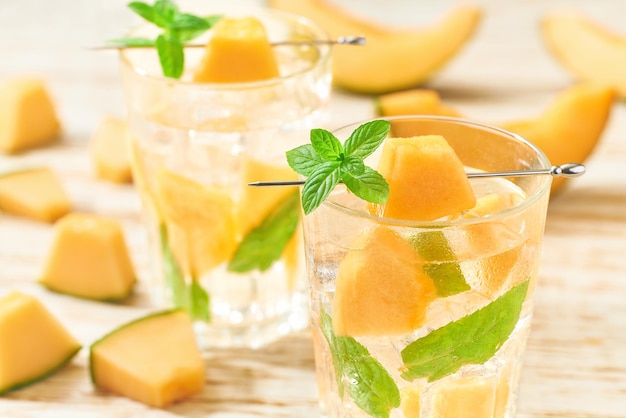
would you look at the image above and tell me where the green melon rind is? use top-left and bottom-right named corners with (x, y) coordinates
top-left (88, 309), bottom-right (183, 385)
top-left (39, 280), bottom-right (136, 304)
top-left (0, 344), bottom-right (81, 395)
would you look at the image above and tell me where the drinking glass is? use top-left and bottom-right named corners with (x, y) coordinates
top-left (303, 116), bottom-right (551, 417)
top-left (120, 8), bottom-right (331, 349)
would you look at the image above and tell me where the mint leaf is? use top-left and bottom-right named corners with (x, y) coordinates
top-left (189, 280), bottom-right (210, 322)
top-left (310, 129), bottom-right (343, 161)
top-left (401, 280), bottom-right (529, 382)
top-left (159, 224), bottom-right (211, 322)
top-left (156, 33), bottom-right (184, 78)
top-left (286, 144), bottom-right (325, 177)
top-left (116, 0), bottom-right (221, 79)
top-left (341, 155), bottom-right (365, 175)
top-left (320, 310), bottom-right (400, 418)
top-left (286, 121), bottom-right (391, 214)
top-left (301, 161), bottom-right (341, 215)
top-left (152, 0), bottom-right (178, 27)
top-left (107, 37), bottom-right (155, 47)
top-left (128, 1), bottom-right (156, 24)
top-left (408, 231), bottom-right (470, 297)
top-left (344, 120), bottom-right (390, 159)
top-left (228, 191), bottom-right (300, 272)
top-left (341, 167), bottom-right (389, 204)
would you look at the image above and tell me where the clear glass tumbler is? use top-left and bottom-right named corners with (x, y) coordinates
top-left (119, 8), bottom-right (331, 349)
top-left (302, 116), bottom-right (552, 418)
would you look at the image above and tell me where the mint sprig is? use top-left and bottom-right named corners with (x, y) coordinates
top-left (228, 191), bottom-right (300, 273)
top-left (320, 310), bottom-right (400, 418)
top-left (286, 120), bottom-right (391, 215)
top-left (159, 224), bottom-right (210, 321)
top-left (401, 280), bottom-right (529, 382)
top-left (110, 0), bottom-right (221, 78)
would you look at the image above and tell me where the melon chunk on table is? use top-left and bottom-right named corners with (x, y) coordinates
top-left (0, 167), bottom-right (71, 223)
top-left (0, 77), bottom-right (61, 153)
top-left (89, 310), bottom-right (205, 408)
top-left (39, 213), bottom-right (136, 301)
top-left (0, 292), bottom-right (81, 394)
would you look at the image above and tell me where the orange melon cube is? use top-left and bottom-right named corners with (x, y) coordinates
top-left (89, 310), bottom-right (204, 408)
top-left (40, 213), bottom-right (136, 301)
top-left (90, 116), bottom-right (132, 184)
top-left (193, 17), bottom-right (280, 83)
top-left (0, 168), bottom-right (71, 223)
top-left (375, 135), bottom-right (476, 221)
top-left (332, 226), bottom-right (436, 336)
top-left (0, 292), bottom-right (81, 394)
top-left (433, 377), bottom-right (498, 418)
top-left (0, 77), bottom-right (61, 153)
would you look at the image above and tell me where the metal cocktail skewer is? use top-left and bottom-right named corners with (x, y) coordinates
top-left (89, 36), bottom-right (366, 50)
top-left (247, 163), bottom-right (586, 187)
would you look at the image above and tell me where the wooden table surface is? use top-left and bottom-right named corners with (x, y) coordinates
top-left (1, 0), bottom-right (625, 417)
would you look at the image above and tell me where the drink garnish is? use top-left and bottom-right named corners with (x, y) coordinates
top-left (401, 280), bottom-right (529, 382)
top-left (228, 191), bottom-right (300, 273)
top-left (108, 0), bottom-right (221, 78)
top-left (320, 310), bottom-right (400, 418)
top-left (286, 120), bottom-right (391, 214)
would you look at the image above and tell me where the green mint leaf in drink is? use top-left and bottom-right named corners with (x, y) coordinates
top-left (159, 224), bottom-right (210, 321)
top-left (286, 144), bottom-right (326, 177)
top-left (344, 120), bottom-right (390, 159)
top-left (301, 161), bottom-right (341, 215)
top-left (310, 128), bottom-right (344, 161)
top-left (341, 167), bottom-right (389, 204)
top-left (228, 191), bottom-right (300, 272)
top-left (320, 310), bottom-right (400, 418)
top-left (408, 231), bottom-right (470, 297)
top-left (286, 121), bottom-right (391, 214)
top-left (171, 13), bottom-right (217, 41)
top-left (156, 33), bottom-right (184, 78)
top-left (188, 280), bottom-right (210, 322)
top-left (401, 280), bottom-right (529, 382)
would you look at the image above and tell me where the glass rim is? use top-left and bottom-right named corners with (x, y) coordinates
top-left (118, 9), bottom-right (331, 89)
top-left (323, 115), bottom-right (553, 228)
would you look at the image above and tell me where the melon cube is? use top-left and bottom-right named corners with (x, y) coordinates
top-left (433, 377), bottom-right (497, 418)
top-left (193, 17), bottom-right (280, 82)
top-left (0, 168), bottom-right (71, 223)
top-left (375, 135), bottom-right (476, 221)
top-left (332, 226), bottom-right (437, 337)
top-left (0, 292), bottom-right (81, 394)
top-left (40, 213), bottom-right (136, 301)
top-left (0, 77), bottom-right (61, 153)
top-left (89, 310), bottom-right (205, 408)
top-left (90, 116), bottom-right (132, 184)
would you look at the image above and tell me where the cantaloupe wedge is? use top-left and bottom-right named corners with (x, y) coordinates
top-left (0, 167), bottom-right (71, 223)
top-left (332, 226), bottom-right (437, 336)
top-left (193, 17), bottom-right (280, 83)
top-left (39, 213), bottom-right (136, 301)
top-left (433, 377), bottom-right (499, 418)
top-left (0, 77), bottom-right (61, 153)
top-left (377, 89), bottom-right (460, 117)
top-left (156, 168), bottom-right (236, 277)
top-left (90, 116), bottom-right (132, 184)
top-left (0, 292), bottom-right (81, 394)
top-left (89, 310), bottom-right (204, 408)
top-left (270, 0), bottom-right (482, 93)
top-left (541, 10), bottom-right (626, 99)
top-left (374, 135), bottom-right (476, 221)
top-left (500, 82), bottom-right (615, 191)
